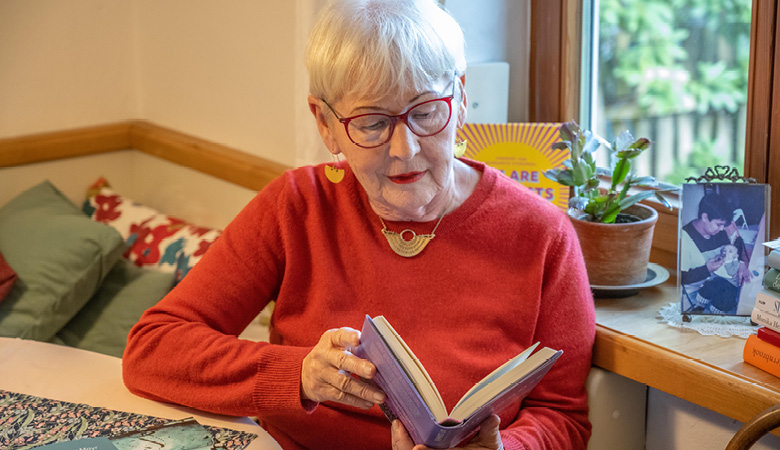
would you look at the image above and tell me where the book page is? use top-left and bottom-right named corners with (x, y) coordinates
top-left (449, 346), bottom-right (560, 422)
top-left (454, 342), bottom-right (540, 410)
top-left (372, 316), bottom-right (448, 422)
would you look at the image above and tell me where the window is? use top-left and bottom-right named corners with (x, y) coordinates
top-left (583, 0), bottom-right (752, 187)
top-left (529, 0), bottom-right (779, 252)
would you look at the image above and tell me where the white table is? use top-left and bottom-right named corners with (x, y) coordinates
top-left (0, 337), bottom-right (281, 450)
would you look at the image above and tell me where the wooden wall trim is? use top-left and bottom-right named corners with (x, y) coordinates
top-left (0, 122), bottom-right (133, 167)
top-left (129, 121), bottom-right (290, 192)
top-left (0, 121), bottom-right (291, 192)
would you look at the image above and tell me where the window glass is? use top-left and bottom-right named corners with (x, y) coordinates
top-left (583, 0), bottom-right (752, 186)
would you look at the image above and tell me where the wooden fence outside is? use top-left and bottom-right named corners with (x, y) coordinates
top-left (593, 107), bottom-right (747, 184)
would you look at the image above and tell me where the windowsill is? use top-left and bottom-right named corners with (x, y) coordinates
top-left (593, 274), bottom-right (780, 430)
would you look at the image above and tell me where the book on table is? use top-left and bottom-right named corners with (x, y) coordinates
top-left (1, 391), bottom-right (257, 450)
top-left (768, 248), bottom-right (780, 270)
top-left (757, 327), bottom-right (780, 348)
top-left (754, 289), bottom-right (780, 316)
top-left (31, 418), bottom-right (215, 450)
top-left (744, 334), bottom-right (780, 378)
top-left (764, 268), bottom-right (780, 293)
top-left (750, 308), bottom-right (780, 333)
top-left (355, 314), bottom-right (562, 449)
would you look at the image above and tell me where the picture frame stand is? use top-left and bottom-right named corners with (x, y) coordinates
top-left (679, 166), bottom-right (768, 323)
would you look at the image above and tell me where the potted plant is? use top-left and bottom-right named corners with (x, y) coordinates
top-left (543, 120), bottom-right (673, 287)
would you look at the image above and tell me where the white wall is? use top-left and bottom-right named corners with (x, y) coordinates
top-left (0, 0), bottom-right (137, 137)
top-left (646, 388), bottom-right (780, 450)
top-left (586, 367), bottom-right (646, 450)
top-left (445, 0), bottom-right (530, 122)
top-left (0, 0), bottom-right (308, 167)
top-left (133, 1), bottom-right (301, 167)
top-left (0, 0), bottom-right (529, 167)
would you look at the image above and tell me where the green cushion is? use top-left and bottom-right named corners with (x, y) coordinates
top-left (0, 181), bottom-right (124, 341)
top-left (52, 258), bottom-right (174, 357)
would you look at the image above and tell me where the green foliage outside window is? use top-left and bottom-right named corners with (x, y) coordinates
top-left (597, 0), bottom-right (751, 182)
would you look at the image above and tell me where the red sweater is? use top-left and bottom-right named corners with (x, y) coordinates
top-left (123, 159), bottom-right (595, 450)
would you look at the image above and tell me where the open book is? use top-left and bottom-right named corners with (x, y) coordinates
top-left (355, 315), bottom-right (562, 449)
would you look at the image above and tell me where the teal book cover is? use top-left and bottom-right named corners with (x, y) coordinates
top-left (33, 437), bottom-right (116, 450)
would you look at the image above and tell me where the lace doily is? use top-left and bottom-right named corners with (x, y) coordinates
top-left (658, 302), bottom-right (759, 338)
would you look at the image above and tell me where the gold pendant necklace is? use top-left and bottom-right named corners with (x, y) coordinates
top-left (378, 210), bottom-right (447, 258)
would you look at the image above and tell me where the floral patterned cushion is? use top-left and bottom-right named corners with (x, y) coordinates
top-left (82, 177), bottom-right (221, 284)
top-left (0, 249), bottom-right (17, 303)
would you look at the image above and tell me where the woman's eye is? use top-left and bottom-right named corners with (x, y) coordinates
top-left (363, 121), bottom-right (386, 131)
top-left (411, 105), bottom-right (437, 120)
top-left (355, 117), bottom-right (388, 132)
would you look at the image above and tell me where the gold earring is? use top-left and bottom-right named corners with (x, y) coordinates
top-left (454, 140), bottom-right (467, 158)
top-left (324, 154), bottom-right (345, 184)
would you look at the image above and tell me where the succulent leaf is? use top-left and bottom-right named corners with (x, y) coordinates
top-left (547, 120), bottom-right (672, 223)
top-left (614, 130), bottom-right (635, 151)
top-left (612, 158), bottom-right (631, 186)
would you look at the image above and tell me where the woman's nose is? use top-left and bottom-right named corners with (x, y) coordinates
top-left (387, 121), bottom-right (421, 160)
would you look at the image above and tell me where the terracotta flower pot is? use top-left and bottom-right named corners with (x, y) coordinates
top-left (569, 203), bottom-right (658, 287)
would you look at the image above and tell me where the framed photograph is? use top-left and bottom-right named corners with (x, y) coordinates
top-left (679, 182), bottom-right (770, 317)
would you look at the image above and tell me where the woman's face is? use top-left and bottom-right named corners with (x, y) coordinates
top-left (311, 76), bottom-right (465, 220)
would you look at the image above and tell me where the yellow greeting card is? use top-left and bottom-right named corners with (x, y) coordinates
top-left (457, 123), bottom-right (569, 210)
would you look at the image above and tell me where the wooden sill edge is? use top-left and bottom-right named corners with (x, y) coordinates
top-left (595, 323), bottom-right (780, 429)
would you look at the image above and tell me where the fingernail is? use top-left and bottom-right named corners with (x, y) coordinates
top-left (373, 392), bottom-right (385, 403)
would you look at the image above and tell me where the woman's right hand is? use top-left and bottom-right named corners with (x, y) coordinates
top-left (300, 327), bottom-right (386, 409)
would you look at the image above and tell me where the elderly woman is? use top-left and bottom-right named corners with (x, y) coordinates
top-left (122, 0), bottom-right (595, 449)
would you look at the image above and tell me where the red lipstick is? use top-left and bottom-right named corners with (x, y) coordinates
top-left (389, 171), bottom-right (425, 184)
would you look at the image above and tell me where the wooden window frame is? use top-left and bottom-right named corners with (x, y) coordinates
top-left (530, 0), bottom-right (780, 269)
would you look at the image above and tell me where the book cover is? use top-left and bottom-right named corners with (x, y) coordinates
top-left (768, 249), bottom-right (780, 269)
top-left (355, 315), bottom-right (562, 449)
top-left (32, 418), bottom-right (215, 450)
top-left (744, 334), bottom-right (780, 378)
top-left (750, 308), bottom-right (780, 333)
top-left (764, 268), bottom-right (780, 292)
top-left (754, 289), bottom-right (780, 316)
top-left (33, 438), bottom-right (116, 450)
top-left (764, 239), bottom-right (780, 251)
top-left (456, 123), bottom-right (569, 210)
top-left (757, 327), bottom-right (780, 348)
top-left (0, 391), bottom-right (257, 450)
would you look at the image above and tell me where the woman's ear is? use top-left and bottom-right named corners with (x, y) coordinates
top-left (308, 95), bottom-right (341, 155)
top-left (457, 75), bottom-right (468, 128)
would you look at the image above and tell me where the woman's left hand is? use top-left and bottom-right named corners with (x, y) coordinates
top-left (391, 415), bottom-right (504, 450)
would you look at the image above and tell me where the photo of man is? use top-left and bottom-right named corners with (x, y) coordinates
top-left (679, 183), bottom-right (768, 316)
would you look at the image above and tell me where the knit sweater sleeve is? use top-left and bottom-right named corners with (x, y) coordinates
top-left (500, 215), bottom-right (595, 450)
top-left (122, 173), bottom-right (313, 419)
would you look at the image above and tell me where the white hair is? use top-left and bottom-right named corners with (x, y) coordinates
top-left (305, 0), bottom-right (467, 103)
